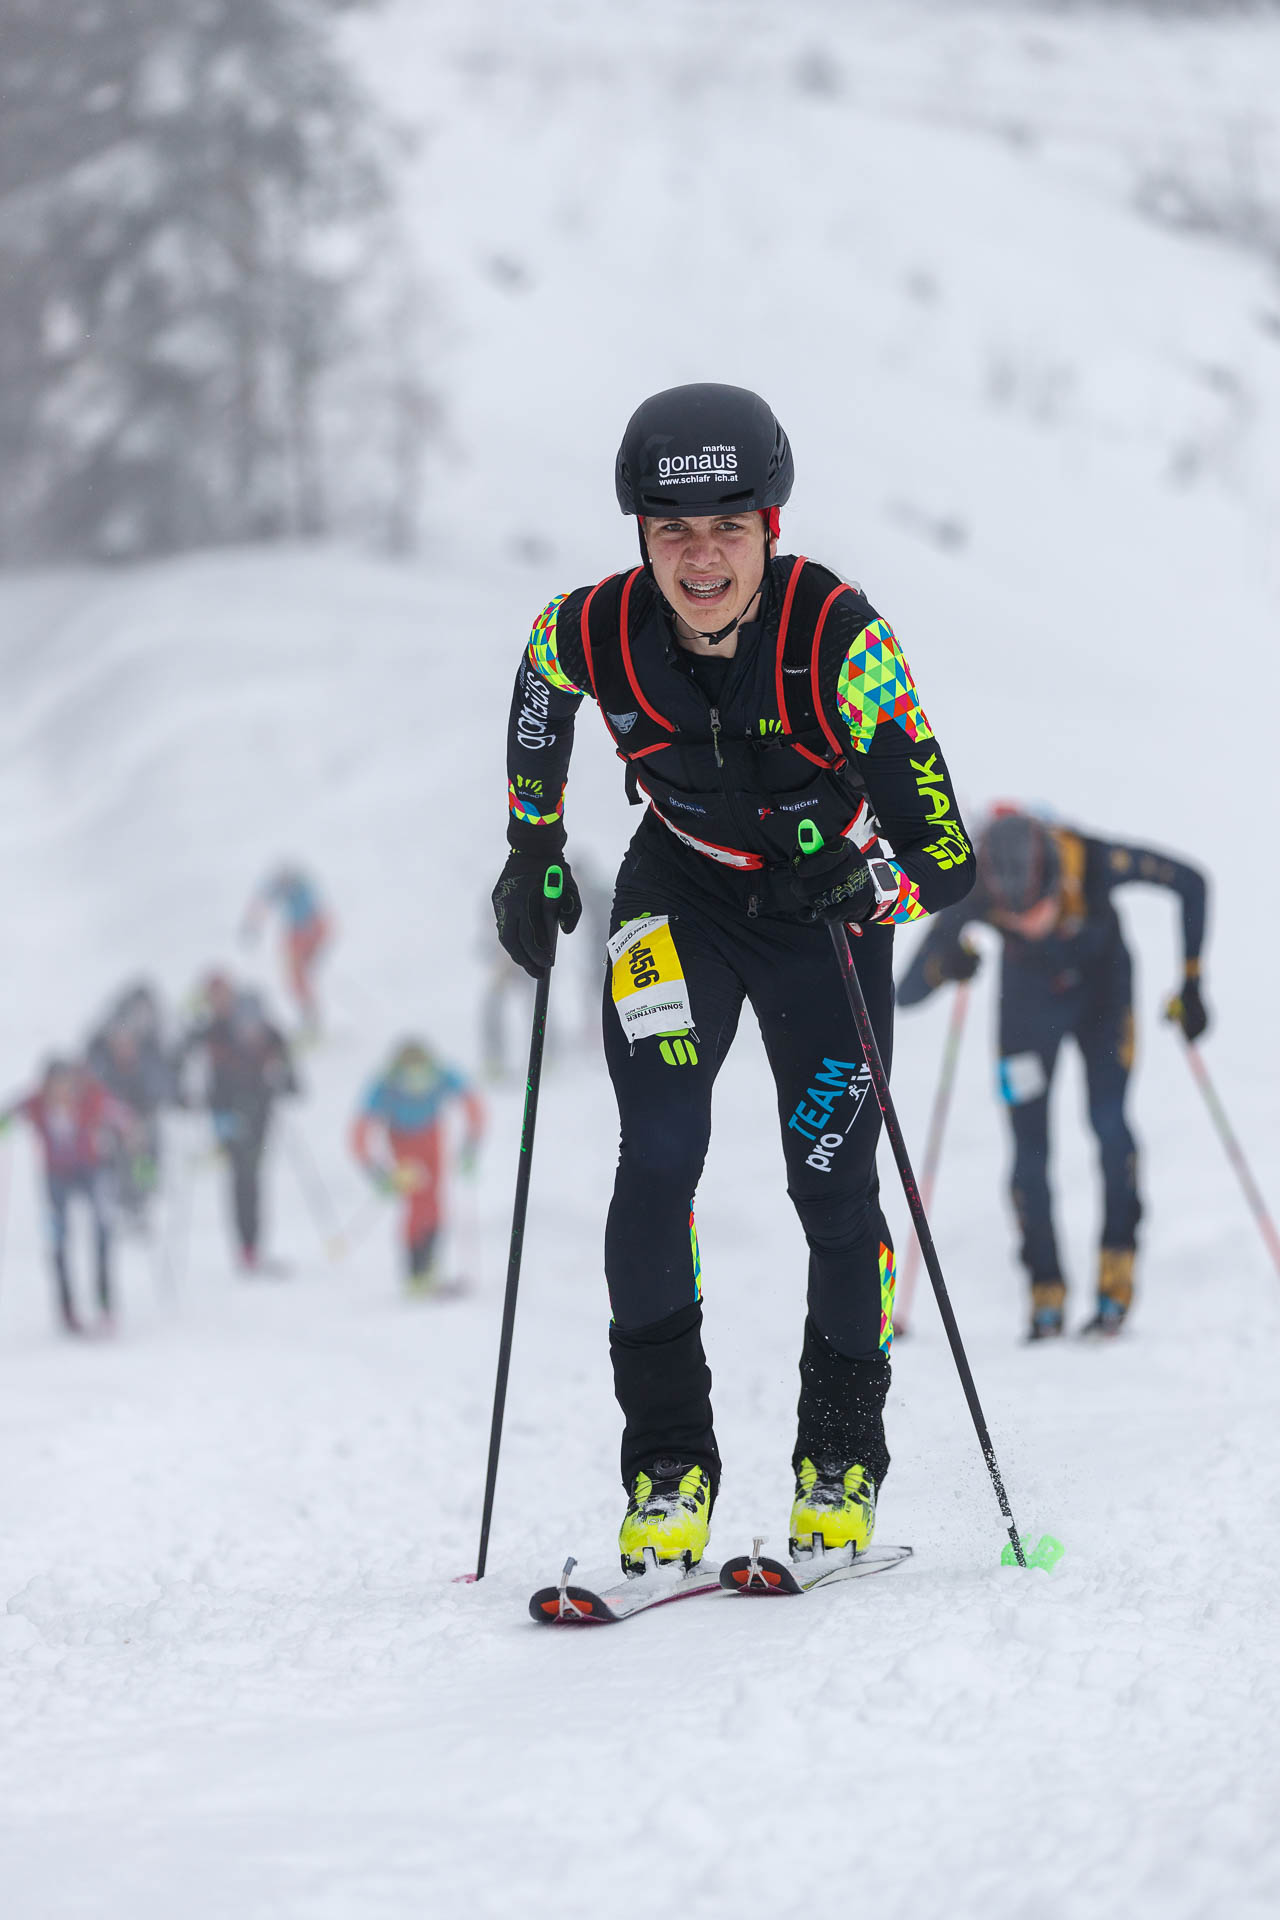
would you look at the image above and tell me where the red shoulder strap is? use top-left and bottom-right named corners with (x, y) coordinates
top-left (810, 584), bottom-right (857, 760)
top-left (773, 557), bottom-right (807, 732)
top-left (577, 574), bottom-right (613, 702)
top-left (618, 567), bottom-right (675, 734)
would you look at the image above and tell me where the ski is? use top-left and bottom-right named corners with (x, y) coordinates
top-left (720, 1537), bottom-right (913, 1596)
top-left (529, 1553), bottom-right (722, 1625)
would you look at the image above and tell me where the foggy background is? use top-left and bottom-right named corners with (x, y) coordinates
top-left (2, 3), bottom-right (1279, 1916)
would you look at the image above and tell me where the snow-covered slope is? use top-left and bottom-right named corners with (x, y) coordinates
top-left (3, 4), bottom-right (1280, 1915)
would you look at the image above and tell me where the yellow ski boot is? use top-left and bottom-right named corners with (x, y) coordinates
top-left (618, 1460), bottom-right (713, 1574)
top-left (789, 1457), bottom-right (877, 1556)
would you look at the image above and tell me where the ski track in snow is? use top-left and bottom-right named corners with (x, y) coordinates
top-left (4, 3), bottom-right (1280, 1914)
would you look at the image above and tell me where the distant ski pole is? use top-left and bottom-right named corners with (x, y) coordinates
top-left (895, 980), bottom-right (971, 1336)
top-left (283, 1122), bottom-right (346, 1260)
top-left (1179, 1039), bottom-right (1280, 1279)
top-left (473, 868), bottom-right (563, 1580)
top-left (824, 911), bottom-right (1027, 1566)
top-left (0, 1136), bottom-right (11, 1303)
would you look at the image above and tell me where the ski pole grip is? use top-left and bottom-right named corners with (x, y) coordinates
top-left (797, 820), bottom-right (824, 858)
top-left (543, 865), bottom-right (564, 901)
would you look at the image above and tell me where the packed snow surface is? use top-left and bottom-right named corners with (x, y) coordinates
top-left (3, 3), bottom-right (1280, 1914)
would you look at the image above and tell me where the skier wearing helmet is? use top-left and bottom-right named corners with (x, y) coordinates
top-left (898, 807), bottom-right (1208, 1341)
top-left (492, 383), bottom-right (974, 1578)
top-left (351, 1040), bottom-right (485, 1292)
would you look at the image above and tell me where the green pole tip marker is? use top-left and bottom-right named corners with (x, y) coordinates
top-left (797, 820), bottom-right (824, 857)
top-left (1001, 1533), bottom-right (1065, 1573)
top-left (544, 864), bottom-right (564, 900)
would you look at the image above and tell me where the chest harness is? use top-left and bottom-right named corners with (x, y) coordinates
top-left (577, 557), bottom-right (880, 873)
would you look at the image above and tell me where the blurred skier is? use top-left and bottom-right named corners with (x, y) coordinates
top-left (490, 383), bottom-right (973, 1576)
top-left (176, 974), bottom-right (299, 1272)
top-left (898, 808), bottom-right (1208, 1340)
top-left (241, 865), bottom-right (332, 1035)
top-left (0, 1059), bottom-right (139, 1334)
top-left (86, 981), bottom-right (172, 1227)
top-left (350, 1039), bottom-right (484, 1292)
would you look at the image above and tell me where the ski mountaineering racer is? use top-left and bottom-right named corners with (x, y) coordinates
top-left (898, 808), bottom-right (1208, 1339)
top-left (0, 1058), bottom-right (140, 1335)
top-left (241, 865), bottom-right (332, 1035)
top-left (491, 384), bottom-right (975, 1577)
top-left (176, 974), bottom-right (300, 1272)
top-left (351, 1039), bottom-right (485, 1292)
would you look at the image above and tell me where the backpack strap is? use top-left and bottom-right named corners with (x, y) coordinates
top-left (577, 571), bottom-right (616, 703)
top-left (772, 555), bottom-right (808, 730)
top-left (773, 559), bottom-right (853, 768)
top-left (618, 567), bottom-right (675, 738)
top-left (810, 584), bottom-right (856, 761)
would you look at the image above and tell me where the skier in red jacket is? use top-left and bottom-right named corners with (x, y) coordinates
top-left (1, 1059), bottom-right (139, 1334)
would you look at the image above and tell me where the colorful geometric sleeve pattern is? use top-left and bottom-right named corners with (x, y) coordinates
top-left (836, 619), bottom-right (934, 751)
top-left (507, 779), bottom-right (566, 828)
top-left (878, 1241), bottom-right (896, 1353)
top-left (874, 859), bottom-right (927, 925)
top-left (526, 595), bottom-right (588, 695)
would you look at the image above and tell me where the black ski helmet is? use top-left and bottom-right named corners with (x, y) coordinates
top-left (615, 384), bottom-right (794, 518)
top-left (980, 813), bottom-right (1061, 915)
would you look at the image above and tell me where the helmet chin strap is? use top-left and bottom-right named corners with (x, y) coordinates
top-left (637, 511), bottom-right (776, 647)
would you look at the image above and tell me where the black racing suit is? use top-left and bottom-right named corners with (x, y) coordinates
top-left (86, 1029), bottom-right (172, 1220)
top-left (505, 555), bottom-right (974, 1492)
top-left (897, 827), bottom-right (1207, 1287)
top-left (177, 1017), bottom-right (297, 1261)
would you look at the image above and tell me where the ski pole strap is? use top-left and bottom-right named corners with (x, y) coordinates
top-left (797, 820), bottom-right (824, 857)
top-left (544, 865), bottom-right (564, 900)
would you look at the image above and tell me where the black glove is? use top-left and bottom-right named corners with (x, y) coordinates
top-left (492, 849), bottom-right (582, 977)
top-left (952, 940), bottom-right (981, 984)
top-left (789, 843), bottom-right (879, 924)
top-left (1165, 973), bottom-right (1208, 1042)
top-left (923, 940), bottom-right (980, 991)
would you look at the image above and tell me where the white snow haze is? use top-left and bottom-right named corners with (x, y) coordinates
top-left (3, 3), bottom-right (1279, 1916)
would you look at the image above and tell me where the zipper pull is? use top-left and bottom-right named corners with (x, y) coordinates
top-left (748, 892), bottom-right (760, 918)
top-left (710, 706), bottom-right (723, 768)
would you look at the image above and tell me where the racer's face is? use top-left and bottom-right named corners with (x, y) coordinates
top-left (644, 512), bottom-right (772, 643)
top-left (996, 896), bottom-right (1058, 941)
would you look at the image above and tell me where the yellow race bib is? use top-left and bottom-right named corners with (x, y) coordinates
top-left (607, 916), bottom-right (694, 1045)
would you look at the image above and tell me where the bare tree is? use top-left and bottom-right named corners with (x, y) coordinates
top-left (0, 0), bottom-right (429, 562)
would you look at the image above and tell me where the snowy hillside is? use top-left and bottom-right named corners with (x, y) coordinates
top-left (4, 3), bottom-right (1280, 1915)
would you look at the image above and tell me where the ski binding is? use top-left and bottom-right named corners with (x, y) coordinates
top-left (529, 1550), bottom-right (722, 1625)
top-left (720, 1536), bottom-right (913, 1596)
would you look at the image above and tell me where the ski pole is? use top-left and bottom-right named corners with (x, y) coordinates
top-left (795, 819), bottom-right (1028, 1566)
top-left (826, 916), bottom-right (1027, 1563)
top-left (335, 1186), bottom-right (386, 1262)
top-left (895, 981), bottom-right (971, 1336)
top-left (473, 868), bottom-right (563, 1580)
top-left (1178, 1038), bottom-right (1280, 1278)
top-left (0, 1135), bottom-right (11, 1304)
top-left (282, 1120), bottom-right (347, 1260)
top-left (455, 1152), bottom-right (482, 1291)
top-left (162, 1134), bottom-right (199, 1301)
